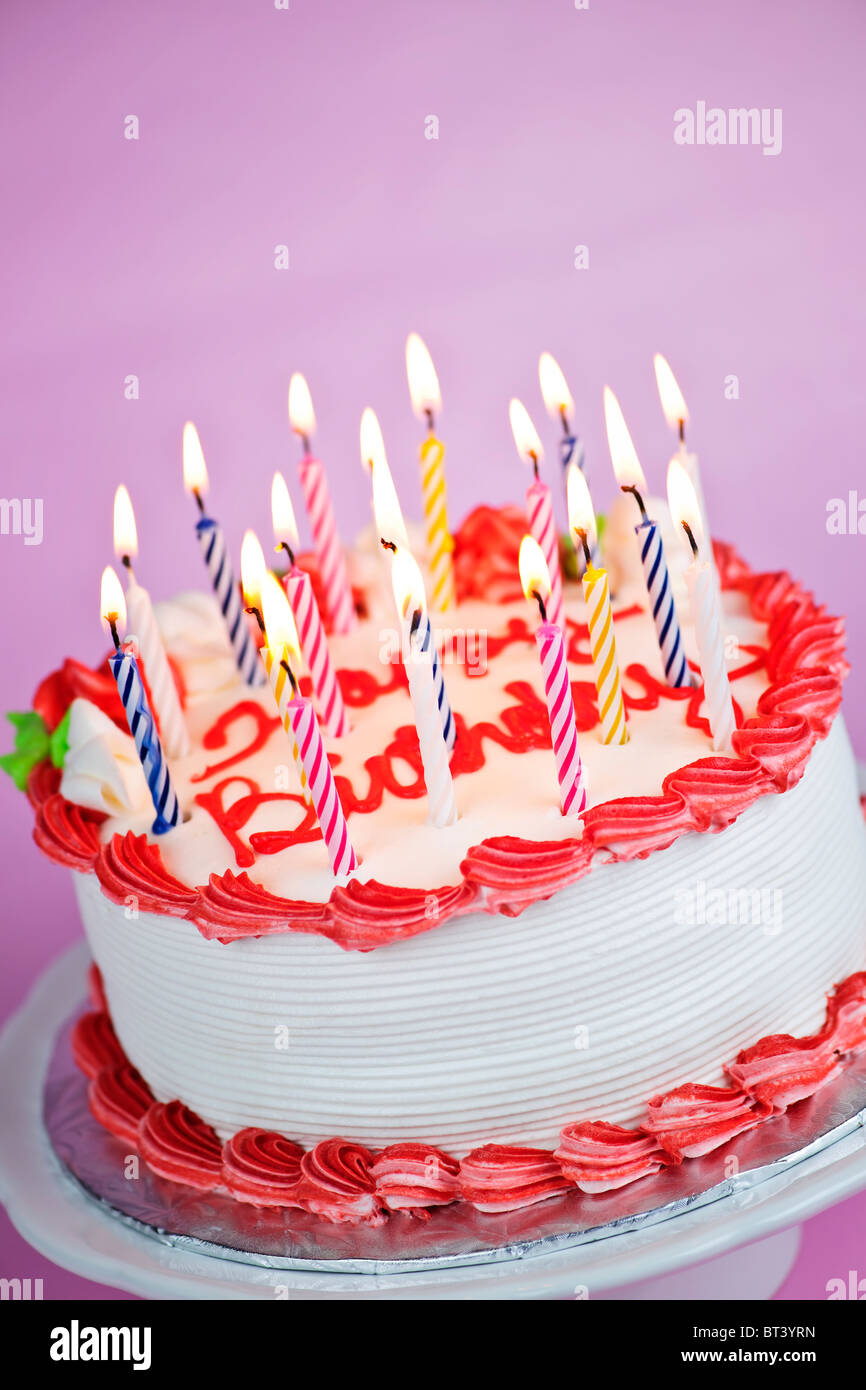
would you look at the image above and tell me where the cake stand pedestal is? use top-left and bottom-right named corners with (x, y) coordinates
top-left (2, 943), bottom-right (865, 1300)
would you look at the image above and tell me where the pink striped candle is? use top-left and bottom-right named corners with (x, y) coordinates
top-left (510, 398), bottom-right (564, 631)
top-left (288, 373), bottom-right (356, 634)
top-left (272, 471), bottom-right (349, 739)
top-left (288, 698), bottom-right (358, 877)
top-left (519, 536), bottom-right (587, 818)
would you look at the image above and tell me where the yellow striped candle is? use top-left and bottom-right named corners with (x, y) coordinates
top-left (406, 333), bottom-right (455, 611)
top-left (567, 463), bottom-right (629, 746)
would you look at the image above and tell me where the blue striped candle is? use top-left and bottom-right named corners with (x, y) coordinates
top-left (109, 640), bottom-right (180, 833)
top-left (416, 611), bottom-right (456, 751)
top-left (196, 515), bottom-right (265, 686)
top-left (635, 517), bottom-right (691, 688)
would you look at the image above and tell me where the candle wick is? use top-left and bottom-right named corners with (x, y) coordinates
top-left (682, 520), bottom-right (700, 558)
top-left (532, 588), bottom-right (548, 623)
top-left (678, 418), bottom-right (686, 445)
top-left (424, 407), bottom-right (435, 434)
top-left (275, 540), bottom-right (296, 568)
top-left (575, 528), bottom-right (592, 567)
top-left (380, 537), bottom-right (398, 554)
top-left (409, 607), bottom-right (423, 642)
top-left (280, 657), bottom-right (299, 695)
top-left (121, 554), bottom-right (135, 581)
top-left (621, 483), bottom-right (648, 520)
top-left (107, 615), bottom-right (121, 649)
top-left (300, 432), bottom-right (311, 455)
top-left (530, 453), bottom-right (540, 479)
top-left (559, 405), bottom-right (571, 437)
top-left (192, 488), bottom-right (206, 515)
top-left (244, 604), bottom-right (266, 634)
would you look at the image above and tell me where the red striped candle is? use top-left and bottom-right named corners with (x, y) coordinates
top-left (510, 398), bottom-right (564, 631)
top-left (288, 373), bottom-right (356, 634)
top-left (519, 535), bottom-right (587, 817)
top-left (288, 699), bottom-right (358, 877)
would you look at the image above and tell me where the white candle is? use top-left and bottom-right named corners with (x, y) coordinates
top-left (667, 459), bottom-right (735, 752)
top-left (113, 486), bottom-right (189, 757)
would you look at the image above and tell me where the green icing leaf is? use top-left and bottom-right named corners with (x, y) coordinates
top-left (50, 707), bottom-right (72, 768)
top-left (0, 710), bottom-right (51, 792)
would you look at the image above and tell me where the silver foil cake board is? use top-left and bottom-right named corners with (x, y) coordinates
top-left (42, 997), bottom-right (866, 1277)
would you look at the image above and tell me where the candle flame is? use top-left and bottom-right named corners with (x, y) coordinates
top-left (666, 457), bottom-right (704, 550)
top-left (603, 387), bottom-right (646, 491)
top-left (518, 534), bottom-right (552, 605)
top-left (182, 421), bottom-right (209, 496)
top-left (240, 530), bottom-right (268, 611)
top-left (405, 333), bottom-right (442, 419)
top-left (100, 565), bottom-right (127, 636)
top-left (372, 459), bottom-right (409, 551)
top-left (538, 352), bottom-right (574, 419)
top-left (391, 548), bottom-right (427, 624)
top-left (654, 353), bottom-right (689, 433)
top-left (566, 463), bottom-right (598, 550)
top-left (288, 373), bottom-right (316, 439)
top-left (509, 398), bottom-right (544, 468)
top-left (271, 471), bottom-right (299, 549)
top-left (359, 406), bottom-right (386, 471)
top-left (260, 571), bottom-right (301, 667)
top-left (113, 484), bottom-right (138, 560)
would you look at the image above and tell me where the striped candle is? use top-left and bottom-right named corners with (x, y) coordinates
top-left (634, 518), bottom-right (691, 688)
top-left (404, 619), bottom-right (458, 828)
top-left (288, 698), bottom-right (359, 876)
top-left (668, 458), bottom-right (735, 752)
top-left (285, 565), bottom-right (349, 738)
top-left (419, 432), bottom-right (456, 612)
top-left (406, 334), bottom-right (455, 612)
top-left (582, 563), bottom-right (629, 745)
top-left (124, 581), bottom-right (189, 758)
top-left (526, 477), bottom-right (564, 631)
top-left (536, 621), bottom-right (587, 817)
top-left (297, 453), bottom-right (356, 634)
top-left (416, 610), bottom-right (455, 752)
top-left (195, 516), bottom-right (264, 687)
top-left (109, 639), bottom-right (180, 834)
top-left (260, 643), bottom-right (312, 805)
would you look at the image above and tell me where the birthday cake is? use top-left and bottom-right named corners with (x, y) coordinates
top-left (7, 344), bottom-right (866, 1225)
top-left (10, 495), bottom-right (866, 1223)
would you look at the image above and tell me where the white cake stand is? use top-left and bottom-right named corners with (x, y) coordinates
top-left (2, 943), bottom-right (865, 1300)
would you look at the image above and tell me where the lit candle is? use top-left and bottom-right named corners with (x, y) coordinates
top-left (667, 460), bottom-right (735, 752)
top-left (539, 352), bottom-right (599, 572)
top-left (100, 566), bottom-right (180, 834)
top-left (603, 387), bottom-right (692, 688)
top-left (567, 464), bottom-right (629, 746)
top-left (271, 472), bottom-right (349, 738)
top-left (241, 551), bottom-right (311, 806)
top-left (260, 575), bottom-right (358, 876)
top-left (288, 373), bottom-right (356, 634)
top-left (362, 407), bottom-right (455, 751)
top-left (113, 486), bottom-right (189, 758)
top-left (654, 353), bottom-right (710, 542)
top-left (182, 422), bottom-right (264, 688)
top-left (518, 536), bottom-right (587, 817)
top-left (509, 398), bottom-right (565, 631)
top-left (392, 550), bottom-right (457, 828)
top-left (406, 333), bottom-right (455, 612)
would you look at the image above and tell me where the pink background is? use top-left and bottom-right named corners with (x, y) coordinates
top-left (2, 0), bottom-right (865, 1298)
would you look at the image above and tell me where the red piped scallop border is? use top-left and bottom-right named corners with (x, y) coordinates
top-left (26, 539), bottom-right (849, 952)
top-left (74, 964), bottom-right (866, 1223)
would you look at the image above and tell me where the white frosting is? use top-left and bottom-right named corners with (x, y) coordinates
top-left (59, 699), bottom-right (150, 816)
top-left (76, 717), bottom-right (866, 1153)
top-left (79, 577), bottom-right (769, 903)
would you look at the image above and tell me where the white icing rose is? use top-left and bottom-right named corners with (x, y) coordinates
top-left (59, 698), bottom-right (150, 815)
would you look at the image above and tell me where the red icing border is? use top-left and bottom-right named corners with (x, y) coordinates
top-left (25, 528), bottom-right (849, 952)
top-left (72, 970), bottom-right (866, 1223)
